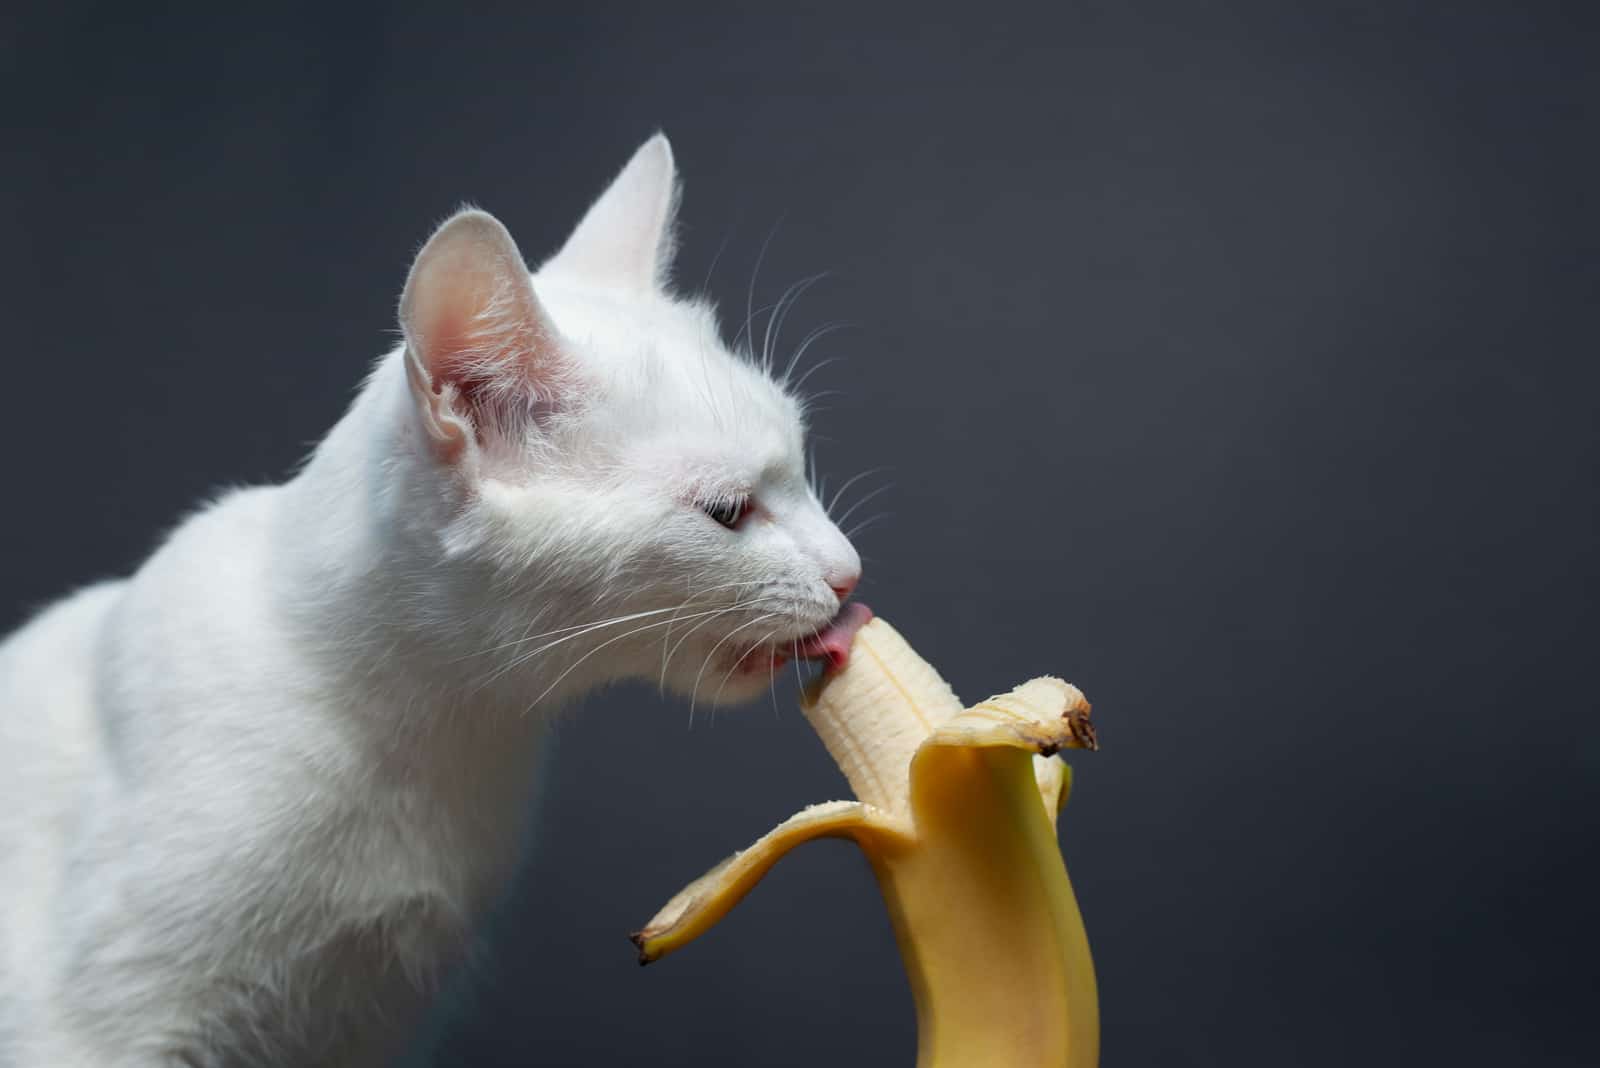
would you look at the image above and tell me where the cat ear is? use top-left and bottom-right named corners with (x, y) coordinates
top-left (399, 208), bottom-right (565, 463)
top-left (542, 133), bottom-right (679, 292)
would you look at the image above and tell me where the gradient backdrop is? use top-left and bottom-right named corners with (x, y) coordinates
top-left (5, 4), bottom-right (1596, 1065)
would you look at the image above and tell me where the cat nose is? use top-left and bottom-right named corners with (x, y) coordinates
top-left (829, 573), bottom-right (859, 603)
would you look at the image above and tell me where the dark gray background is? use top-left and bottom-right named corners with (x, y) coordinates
top-left (5, 3), bottom-right (1596, 1065)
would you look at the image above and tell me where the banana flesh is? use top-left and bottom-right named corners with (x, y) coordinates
top-left (632, 617), bottom-right (1099, 1068)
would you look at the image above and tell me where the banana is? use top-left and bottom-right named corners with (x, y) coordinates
top-left (632, 617), bottom-right (1099, 1067)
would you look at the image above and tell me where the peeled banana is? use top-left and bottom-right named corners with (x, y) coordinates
top-left (633, 617), bottom-right (1099, 1068)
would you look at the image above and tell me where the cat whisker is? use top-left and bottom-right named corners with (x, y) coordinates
top-left (464, 578), bottom-right (768, 664)
top-left (511, 614), bottom-right (692, 715)
top-left (476, 605), bottom-right (739, 695)
top-left (455, 604), bottom-right (698, 662)
top-left (485, 588), bottom-right (777, 694)
top-left (659, 593), bottom-right (784, 693)
top-left (519, 599), bottom-right (781, 716)
top-left (767, 625), bottom-right (785, 721)
top-left (788, 604), bottom-right (809, 701)
top-left (655, 580), bottom-right (768, 688)
top-left (712, 621), bottom-right (786, 711)
top-left (687, 612), bottom-right (782, 729)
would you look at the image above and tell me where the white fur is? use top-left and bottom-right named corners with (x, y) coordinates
top-left (0, 134), bottom-right (859, 1067)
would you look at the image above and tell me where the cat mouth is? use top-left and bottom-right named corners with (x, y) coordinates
top-left (732, 601), bottom-right (874, 676)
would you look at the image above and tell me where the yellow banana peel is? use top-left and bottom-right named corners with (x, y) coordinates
top-left (633, 617), bottom-right (1100, 1067)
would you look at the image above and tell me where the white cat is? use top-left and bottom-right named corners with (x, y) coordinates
top-left (0, 134), bottom-right (867, 1067)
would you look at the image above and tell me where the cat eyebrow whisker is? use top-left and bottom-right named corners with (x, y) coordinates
top-left (762, 271), bottom-right (830, 376)
top-left (826, 466), bottom-right (891, 518)
top-left (734, 215), bottom-right (785, 360)
top-left (844, 512), bottom-right (893, 541)
top-left (735, 285), bottom-right (814, 369)
top-left (698, 217), bottom-right (739, 299)
top-left (834, 482), bottom-right (896, 529)
top-left (690, 322), bottom-right (727, 432)
top-left (796, 389), bottom-right (845, 419)
top-left (785, 352), bottom-right (844, 399)
top-left (780, 321), bottom-right (853, 390)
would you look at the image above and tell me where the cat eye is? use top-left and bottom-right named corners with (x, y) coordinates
top-left (700, 495), bottom-right (753, 530)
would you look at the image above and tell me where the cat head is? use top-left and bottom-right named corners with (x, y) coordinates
top-left (394, 135), bottom-right (862, 707)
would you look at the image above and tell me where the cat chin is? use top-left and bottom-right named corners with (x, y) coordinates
top-left (686, 672), bottom-right (785, 707)
top-left (654, 643), bottom-right (797, 706)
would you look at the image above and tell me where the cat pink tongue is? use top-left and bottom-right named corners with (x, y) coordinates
top-left (794, 602), bottom-right (874, 671)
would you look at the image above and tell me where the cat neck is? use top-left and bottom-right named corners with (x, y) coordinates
top-left (272, 351), bottom-right (595, 732)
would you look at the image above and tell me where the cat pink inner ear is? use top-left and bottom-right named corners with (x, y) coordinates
top-left (399, 209), bottom-right (561, 458)
top-left (542, 133), bottom-right (679, 292)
